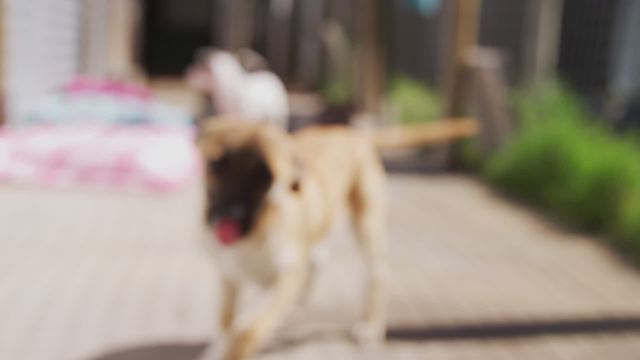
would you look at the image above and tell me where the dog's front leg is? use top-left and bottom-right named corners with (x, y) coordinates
top-left (219, 279), bottom-right (238, 333)
top-left (197, 277), bottom-right (239, 360)
top-left (222, 266), bottom-right (305, 360)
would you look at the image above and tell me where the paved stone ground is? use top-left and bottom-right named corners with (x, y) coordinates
top-left (1, 175), bottom-right (640, 360)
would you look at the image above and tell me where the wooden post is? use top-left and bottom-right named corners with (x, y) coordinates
top-left (356, 0), bottom-right (384, 115)
top-left (439, 0), bottom-right (481, 117)
top-left (80, 0), bottom-right (108, 75)
top-left (82, 0), bottom-right (139, 79)
top-left (229, 0), bottom-right (253, 50)
top-left (437, 0), bottom-right (481, 168)
top-left (523, 0), bottom-right (564, 83)
top-left (266, 0), bottom-right (294, 79)
top-left (213, 0), bottom-right (227, 47)
top-left (214, 0), bottom-right (252, 50)
top-left (107, 0), bottom-right (143, 80)
top-left (465, 47), bottom-right (513, 153)
top-left (296, 0), bottom-right (325, 87)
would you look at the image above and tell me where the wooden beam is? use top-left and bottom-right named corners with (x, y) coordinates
top-left (371, 118), bottom-right (478, 151)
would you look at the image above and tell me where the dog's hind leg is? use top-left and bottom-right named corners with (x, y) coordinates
top-left (349, 165), bottom-right (388, 346)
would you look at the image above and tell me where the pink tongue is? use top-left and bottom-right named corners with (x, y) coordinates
top-left (214, 219), bottom-right (241, 245)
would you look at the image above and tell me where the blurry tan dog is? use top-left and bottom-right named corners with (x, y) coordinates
top-left (196, 118), bottom-right (387, 359)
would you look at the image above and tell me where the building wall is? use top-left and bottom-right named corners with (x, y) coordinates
top-left (558, 0), bottom-right (620, 97)
top-left (477, 0), bottom-right (531, 84)
top-left (388, 0), bottom-right (440, 84)
top-left (610, 0), bottom-right (640, 100)
top-left (387, 0), bottom-right (530, 86)
top-left (0, 0), bottom-right (6, 124)
top-left (4, 0), bottom-right (81, 122)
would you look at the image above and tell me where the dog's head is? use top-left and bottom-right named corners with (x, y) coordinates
top-left (197, 118), bottom-right (300, 245)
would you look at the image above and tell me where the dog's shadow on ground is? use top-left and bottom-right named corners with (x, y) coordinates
top-left (89, 343), bottom-right (207, 360)
top-left (87, 328), bottom-right (350, 360)
top-left (87, 316), bottom-right (640, 359)
top-left (87, 316), bottom-right (640, 360)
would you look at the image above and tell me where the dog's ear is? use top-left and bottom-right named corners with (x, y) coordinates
top-left (195, 117), bottom-right (228, 160)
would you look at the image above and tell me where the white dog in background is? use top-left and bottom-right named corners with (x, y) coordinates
top-left (186, 49), bottom-right (290, 129)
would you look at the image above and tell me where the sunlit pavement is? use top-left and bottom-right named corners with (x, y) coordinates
top-left (1, 175), bottom-right (640, 360)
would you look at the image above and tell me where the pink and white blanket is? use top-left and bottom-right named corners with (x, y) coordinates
top-left (0, 125), bottom-right (202, 193)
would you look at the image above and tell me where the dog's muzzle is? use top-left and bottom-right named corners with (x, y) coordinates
top-left (209, 204), bottom-right (248, 246)
top-left (213, 218), bottom-right (242, 246)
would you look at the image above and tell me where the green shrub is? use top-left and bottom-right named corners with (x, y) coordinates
top-left (321, 77), bottom-right (353, 106)
top-left (485, 80), bottom-right (640, 259)
top-left (387, 76), bottom-right (440, 124)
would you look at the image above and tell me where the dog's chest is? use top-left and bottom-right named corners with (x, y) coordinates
top-left (210, 235), bottom-right (300, 286)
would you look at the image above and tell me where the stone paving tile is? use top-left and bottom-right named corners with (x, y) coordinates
top-left (0, 175), bottom-right (639, 360)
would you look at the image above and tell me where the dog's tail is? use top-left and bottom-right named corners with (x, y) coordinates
top-left (367, 118), bottom-right (478, 151)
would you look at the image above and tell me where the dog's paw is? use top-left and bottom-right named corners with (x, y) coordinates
top-left (195, 340), bottom-right (227, 360)
top-left (350, 321), bottom-right (385, 348)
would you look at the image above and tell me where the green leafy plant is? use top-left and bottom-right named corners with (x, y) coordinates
top-left (387, 75), bottom-right (441, 124)
top-left (485, 80), bottom-right (640, 260)
top-left (321, 78), bottom-right (353, 106)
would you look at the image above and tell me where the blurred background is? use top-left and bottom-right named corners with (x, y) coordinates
top-left (1, 0), bottom-right (640, 359)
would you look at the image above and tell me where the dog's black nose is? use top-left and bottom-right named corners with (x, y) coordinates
top-left (210, 204), bottom-right (246, 222)
top-left (226, 205), bottom-right (246, 219)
